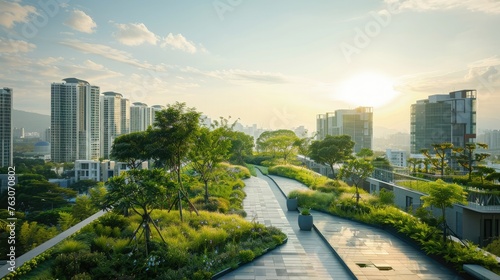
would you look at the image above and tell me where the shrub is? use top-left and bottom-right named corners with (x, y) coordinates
top-left (378, 188), bottom-right (395, 205)
top-left (57, 240), bottom-right (88, 254)
top-left (238, 249), bottom-right (255, 263)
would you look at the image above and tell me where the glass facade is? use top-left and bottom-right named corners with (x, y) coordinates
top-left (410, 90), bottom-right (477, 154)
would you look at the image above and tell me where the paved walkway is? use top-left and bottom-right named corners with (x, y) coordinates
top-left (222, 170), bottom-right (462, 279)
top-left (220, 173), bottom-right (353, 279)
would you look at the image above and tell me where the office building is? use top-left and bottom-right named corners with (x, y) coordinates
top-left (51, 78), bottom-right (100, 163)
top-left (101, 92), bottom-right (122, 159)
top-left (0, 87), bottom-right (13, 167)
top-left (316, 107), bottom-right (373, 153)
top-left (386, 149), bottom-right (407, 168)
top-left (410, 90), bottom-right (476, 154)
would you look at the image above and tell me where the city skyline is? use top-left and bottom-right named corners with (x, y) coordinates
top-left (1, 1), bottom-right (500, 133)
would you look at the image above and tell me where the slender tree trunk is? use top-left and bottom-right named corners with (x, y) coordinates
top-left (177, 153), bottom-right (183, 222)
top-left (442, 207), bottom-right (447, 244)
top-left (204, 180), bottom-right (209, 204)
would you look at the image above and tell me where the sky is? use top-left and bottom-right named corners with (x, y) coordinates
top-left (1, 0), bottom-right (500, 137)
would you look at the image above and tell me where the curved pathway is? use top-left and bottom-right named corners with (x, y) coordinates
top-left (220, 172), bottom-right (353, 279)
top-left (269, 174), bottom-right (462, 280)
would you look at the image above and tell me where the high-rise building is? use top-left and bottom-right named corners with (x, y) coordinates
top-left (151, 105), bottom-right (165, 126)
top-left (101, 92), bottom-right (122, 159)
top-left (316, 107), bottom-right (373, 153)
top-left (130, 102), bottom-right (153, 132)
top-left (51, 78), bottom-right (100, 163)
top-left (0, 87), bottom-right (13, 167)
top-left (410, 90), bottom-right (476, 154)
top-left (121, 98), bottom-right (130, 135)
top-left (479, 130), bottom-right (500, 151)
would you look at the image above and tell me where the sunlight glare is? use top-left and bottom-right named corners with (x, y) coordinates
top-left (335, 73), bottom-right (399, 108)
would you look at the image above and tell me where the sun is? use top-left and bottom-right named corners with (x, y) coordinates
top-left (335, 72), bottom-right (399, 108)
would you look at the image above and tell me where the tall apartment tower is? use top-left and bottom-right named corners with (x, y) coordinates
top-left (410, 89), bottom-right (477, 154)
top-left (121, 98), bottom-right (130, 135)
top-left (51, 78), bottom-right (100, 163)
top-left (151, 105), bottom-right (165, 126)
top-left (130, 102), bottom-right (153, 132)
top-left (316, 107), bottom-right (373, 153)
top-left (101, 92), bottom-right (122, 159)
top-left (0, 87), bottom-right (13, 167)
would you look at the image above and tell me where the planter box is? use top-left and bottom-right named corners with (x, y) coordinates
top-left (298, 214), bottom-right (313, 231)
top-left (287, 198), bottom-right (298, 211)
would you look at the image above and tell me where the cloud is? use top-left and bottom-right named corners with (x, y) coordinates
top-left (60, 39), bottom-right (165, 71)
top-left (397, 57), bottom-right (500, 98)
top-left (0, 37), bottom-right (36, 53)
top-left (182, 66), bottom-right (291, 84)
top-left (385, 0), bottom-right (500, 14)
top-left (64, 10), bottom-right (97, 33)
top-left (113, 23), bottom-right (159, 46)
top-left (0, 0), bottom-right (37, 28)
top-left (161, 33), bottom-right (198, 53)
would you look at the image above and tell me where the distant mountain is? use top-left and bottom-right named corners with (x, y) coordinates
top-left (12, 109), bottom-right (50, 134)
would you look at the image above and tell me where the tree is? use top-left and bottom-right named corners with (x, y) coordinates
top-left (421, 179), bottom-right (467, 244)
top-left (150, 102), bottom-right (201, 221)
top-left (72, 195), bottom-right (97, 221)
top-left (421, 142), bottom-right (454, 176)
top-left (227, 131), bottom-right (254, 165)
top-left (104, 169), bottom-right (170, 256)
top-left (69, 179), bottom-right (99, 194)
top-left (407, 158), bottom-right (421, 175)
top-left (452, 143), bottom-right (490, 181)
top-left (1, 180), bottom-right (77, 212)
top-left (473, 166), bottom-right (497, 184)
top-left (188, 126), bottom-right (232, 203)
top-left (357, 148), bottom-right (374, 159)
top-left (88, 184), bottom-right (107, 210)
top-left (338, 159), bottom-right (374, 205)
top-left (256, 130), bottom-right (300, 163)
top-left (110, 131), bottom-right (151, 169)
top-left (308, 135), bottom-right (354, 177)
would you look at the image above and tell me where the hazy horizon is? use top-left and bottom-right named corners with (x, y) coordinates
top-left (1, 1), bottom-right (500, 134)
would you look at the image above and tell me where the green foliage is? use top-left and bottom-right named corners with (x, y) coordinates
top-left (57, 240), bottom-right (88, 254)
top-left (23, 210), bottom-right (286, 279)
top-left (19, 221), bottom-right (58, 253)
top-left (52, 252), bottom-right (106, 279)
top-left (485, 237), bottom-right (500, 257)
top-left (69, 180), bottom-right (99, 194)
top-left (300, 208), bottom-right (311, 215)
top-left (227, 130), bottom-right (254, 165)
top-left (110, 131), bottom-right (151, 169)
top-left (309, 135), bottom-right (354, 175)
top-left (378, 188), bottom-right (395, 206)
top-left (338, 159), bottom-right (374, 205)
top-left (256, 129), bottom-right (300, 163)
top-left (188, 125), bottom-right (233, 203)
top-left (59, 212), bottom-right (78, 231)
top-left (72, 195), bottom-right (97, 221)
top-left (2, 249), bottom-right (53, 279)
top-left (269, 164), bottom-right (335, 189)
top-left (238, 249), bottom-right (255, 263)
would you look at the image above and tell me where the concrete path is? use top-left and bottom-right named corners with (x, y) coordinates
top-left (269, 174), bottom-right (462, 280)
top-left (220, 173), bottom-right (353, 279)
top-left (0, 210), bottom-right (106, 278)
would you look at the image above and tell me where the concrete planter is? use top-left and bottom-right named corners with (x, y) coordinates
top-left (298, 214), bottom-right (313, 231)
top-left (286, 198), bottom-right (298, 211)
